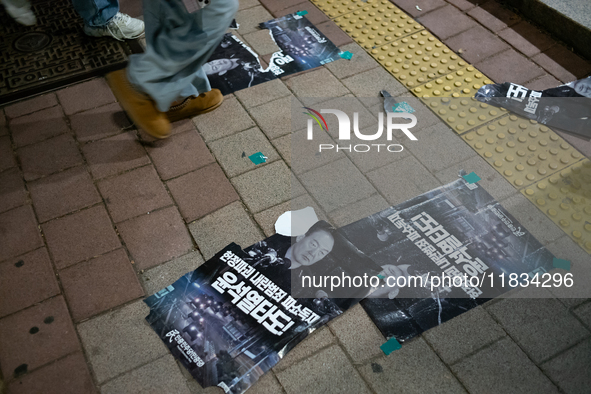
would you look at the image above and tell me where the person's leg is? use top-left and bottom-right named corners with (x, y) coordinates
top-left (72, 0), bottom-right (144, 40)
top-left (71, 0), bottom-right (118, 26)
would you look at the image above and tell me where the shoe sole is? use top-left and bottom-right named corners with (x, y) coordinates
top-left (167, 96), bottom-right (224, 123)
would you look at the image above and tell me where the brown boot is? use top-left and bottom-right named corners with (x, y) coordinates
top-left (166, 89), bottom-right (223, 123)
top-left (106, 69), bottom-right (171, 139)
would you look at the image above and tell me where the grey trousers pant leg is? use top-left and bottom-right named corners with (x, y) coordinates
top-left (127, 0), bottom-right (238, 112)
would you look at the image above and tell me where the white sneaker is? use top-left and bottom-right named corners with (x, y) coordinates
top-left (84, 12), bottom-right (144, 41)
top-left (1, 0), bottom-right (36, 26)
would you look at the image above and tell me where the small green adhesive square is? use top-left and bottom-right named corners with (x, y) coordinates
top-left (463, 172), bottom-right (481, 184)
top-left (552, 258), bottom-right (571, 271)
top-left (380, 337), bottom-right (401, 355)
top-left (296, 10), bottom-right (308, 16)
top-left (339, 51), bottom-right (353, 60)
top-left (248, 152), bottom-right (267, 165)
top-left (392, 102), bottom-right (415, 113)
top-left (377, 274), bottom-right (385, 279)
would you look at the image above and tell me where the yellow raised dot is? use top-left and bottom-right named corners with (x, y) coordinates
top-left (494, 160), bottom-right (503, 167)
top-left (537, 183), bottom-right (547, 190)
top-left (515, 179), bottom-right (524, 186)
top-left (548, 193), bottom-right (558, 200)
top-left (516, 164), bottom-right (525, 171)
top-left (474, 142), bottom-right (483, 149)
top-left (497, 133), bottom-right (506, 139)
top-left (585, 224), bottom-right (591, 232)
top-left (536, 198), bottom-right (546, 206)
top-left (525, 189), bottom-right (534, 195)
top-left (507, 141), bottom-right (516, 148)
top-left (465, 134), bottom-right (474, 141)
top-left (559, 219), bottom-right (569, 227)
top-left (484, 152), bottom-right (493, 158)
top-left (572, 213), bottom-right (582, 221)
top-left (526, 174), bottom-right (535, 180)
top-left (548, 209), bottom-right (557, 216)
top-left (560, 203), bottom-right (570, 210)
top-left (506, 155), bottom-right (514, 162)
top-left (585, 242), bottom-right (591, 250)
top-left (496, 147), bottom-right (504, 153)
top-left (572, 231), bottom-right (582, 239)
top-left (538, 168), bottom-right (547, 175)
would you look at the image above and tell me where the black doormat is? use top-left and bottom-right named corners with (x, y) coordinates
top-left (0, 0), bottom-right (143, 105)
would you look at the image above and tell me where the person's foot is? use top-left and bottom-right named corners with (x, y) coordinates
top-left (2, 0), bottom-right (36, 26)
top-left (84, 12), bottom-right (144, 41)
top-left (166, 89), bottom-right (224, 123)
top-left (106, 69), bottom-right (171, 139)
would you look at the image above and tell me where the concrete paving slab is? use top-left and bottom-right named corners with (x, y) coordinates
top-left (0, 168), bottom-right (28, 214)
top-left (9, 106), bottom-right (69, 147)
top-left (69, 102), bottom-right (131, 143)
top-left (235, 79), bottom-right (291, 109)
top-left (324, 43), bottom-right (379, 79)
top-left (271, 134), bottom-right (292, 167)
top-left (284, 68), bottom-right (350, 106)
top-left (194, 95), bottom-right (255, 142)
top-left (273, 326), bottom-right (335, 372)
top-left (56, 79), bottom-right (116, 116)
top-left (0, 136), bottom-right (15, 172)
top-left (341, 67), bottom-right (407, 108)
top-left (0, 205), bottom-right (44, 262)
top-left (4, 93), bottom-right (58, 119)
top-left (17, 133), bottom-right (84, 181)
top-left (540, 337), bottom-right (591, 394)
top-left (140, 251), bottom-right (205, 296)
top-left (249, 95), bottom-right (302, 140)
top-left (291, 127), bottom-right (345, 175)
top-left (328, 193), bottom-right (390, 227)
top-left (242, 29), bottom-right (280, 56)
top-left (235, 5), bottom-right (273, 35)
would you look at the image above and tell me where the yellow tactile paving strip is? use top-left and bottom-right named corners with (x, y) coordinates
top-left (311, 0), bottom-right (590, 252)
top-left (521, 160), bottom-right (591, 252)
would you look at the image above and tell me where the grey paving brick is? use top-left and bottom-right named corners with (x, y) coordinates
top-left (291, 128), bottom-right (345, 175)
top-left (235, 78), bottom-right (291, 109)
top-left (193, 95), bottom-right (255, 142)
top-left (284, 68), bottom-right (350, 106)
top-left (100, 354), bottom-right (192, 394)
top-left (358, 337), bottom-right (466, 394)
top-left (451, 337), bottom-right (559, 394)
top-left (242, 29), bottom-right (280, 56)
top-left (341, 67), bottom-right (408, 108)
top-left (249, 95), bottom-right (302, 139)
top-left (238, 0), bottom-right (259, 10)
top-left (272, 134), bottom-right (292, 167)
top-left (140, 251), bottom-right (205, 296)
top-left (328, 304), bottom-right (384, 363)
top-left (433, 155), bottom-right (517, 202)
top-left (500, 193), bottom-right (565, 246)
top-left (188, 201), bottom-right (264, 260)
top-left (77, 300), bottom-right (169, 384)
top-left (367, 156), bottom-right (442, 206)
top-left (379, 95), bottom-right (442, 129)
top-left (573, 302), bottom-right (591, 329)
top-left (541, 338), bottom-right (591, 394)
top-left (328, 194), bottom-right (390, 227)
top-left (405, 122), bottom-right (476, 172)
top-left (324, 43), bottom-right (380, 79)
top-left (343, 135), bottom-right (410, 173)
top-left (422, 306), bottom-right (506, 365)
top-left (235, 5), bottom-right (273, 34)
top-left (232, 161), bottom-right (304, 213)
top-left (209, 127), bottom-right (280, 177)
top-left (245, 370), bottom-right (284, 394)
top-left (276, 345), bottom-right (371, 394)
top-left (273, 326), bottom-right (335, 372)
top-left (312, 95), bottom-right (378, 141)
top-left (486, 288), bottom-right (589, 363)
top-left (4, 93), bottom-right (57, 118)
top-left (299, 158), bottom-right (377, 212)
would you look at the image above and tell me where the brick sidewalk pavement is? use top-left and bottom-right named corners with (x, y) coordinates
top-left (1, 0), bottom-right (591, 393)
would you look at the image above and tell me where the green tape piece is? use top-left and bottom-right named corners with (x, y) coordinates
top-left (296, 10), bottom-right (308, 16)
top-left (463, 172), bottom-right (481, 184)
top-left (248, 152), bottom-right (267, 165)
top-left (392, 102), bottom-right (415, 113)
top-left (380, 337), bottom-right (402, 355)
top-left (377, 274), bottom-right (385, 279)
top-left (553, 258), bottom-right (571, 271)
top-left (339, 51), bottom-right (353, 60)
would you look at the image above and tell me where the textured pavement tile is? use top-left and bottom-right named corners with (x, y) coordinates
top-left (523, 74), bottom-right (561, 91)
top-left (486, 289), bottom-right (589, 363)
top-left (358, 337), bottom-right (466, 394)
top-left (315, 95), bottom-right (377, 141)
top-left (367, 156), bottom-right (441, 206)
top-left (500, 193), bottom-right (564, 245)
top-left (0, 135), bottom-right (15, 172)
top-left (82, 131), bottom-right (151, 180)
top-left (60, 248), bottom-right (144, 322)
top-left (147, 128), bottom-right (215, 180)
top-left (284, 68), bottom-right (350, 106)
top-left (69, 102), bottom-right (131, 142)
top-left (446, 0), bottom-right (477, 11)
top-left (235, 78), bottom-right (291, 109)
top-left (235, 5), bottom-right (273, 35)
top-left (272, 133), bottom-right (291, 166)
top-left (315, 20), bottom-right (353, 47)
top-left (101, 354), bottom-right (191, 394)
top-left (498, 27), bottom-right (545, 58)
top-left (17, 134), bottom-right (84, 181)
top-left (0, 248), bottom-right (60, 318)
top-left (232, 160), bottom-right (302, 213)
top-left (416, 5), bottom-right (478, 40)
top-left (276, 345), bottom-right (371, 394)
top-left (553, 128), bottom-right (591, 158)
top-left (77, 300), bottom-right (169, 384)
top-left (391, 0), bottom-right (446, 17)
top-left (0, 167), bottom-right (28, 214)
top-left (140, 251), bottom-right (205, 296)
top-left (273, 326), bottom-right (335, 372)
top-left (242, 29), bottom-right (280, 56)
top-left (167, 163), bottom-right (240, 222)
top-left (9, 106), bottom-right (69, 147)
top-left (7, 352), bottom-right (97, 394)
top-left (291, 127), bottom-right (345, 175)
top-left (249, 95), bottom-right (301, 139)
top-left (238, 0), bottom-right (259, 10)
top-left (573, 302), bottom-right (591, 328)
top-left (534, 44), bottom-right (591, 80)
top-left (0, 205), bottom-right (43, 262)
top-left (299, 158), bottom-right (377, 212)
top-left (274, 1), bottom-right (329, 24)
top-left (56, 79), bottom-right (116, 116)
top-left (507, 20), bottom-right (556, 54)
top-left (188, 201), bottom-right (263, 260)
top-left (29, 166), bottom-right (101, 223)
top-left (0, 110), bottom-right (6, 136)
top-left (422, 306), bottom-right (506, 365)
top-left (445, 26), bottom-right (510, 64)
top-left (117, 207), bottom-right (194, 270)
top-left (451, 337), bottom-right (559, 393)
top-left (405, 122), bottom-right (476, 172)
top-left (475, 49), bottom-right (545, 84)
top-left (98, 165), bottom-right (172, 223)
top-left (209, 127), bottom-right (280, 177)
top-left (254, 193), bottom-right (327, 236)
top-left (467, 1), bottom-right (519, 32)
top-left (433, 155), bottom-right (517, 202)
top-left (4, 93), bottom-right (58, 119)
top-left (341, 67), bottom-right (407, 108)
top-left (328, 193), bottom-right (390, 228)
top-left (385, 95), bottom-right (442, 129)
top-left (243, 370), bottom-right (284, 394)
top-left (324, 43), bottom-right (379, 79)
top-left (328, 304), bottom-right (384, 363)
top-left (42, 205), bottom-right (121, 270)
top-left (0, 296), bottom-right (81, 380)
top-left (193, 95), bottom-right (255, 141)
top-left (541, 338), bottom-right (591, 394)
top-left (259, 0), bottom-right (304, 14)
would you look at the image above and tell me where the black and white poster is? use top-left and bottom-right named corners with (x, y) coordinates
top-left (340, 177), bottom-right (556, 342)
